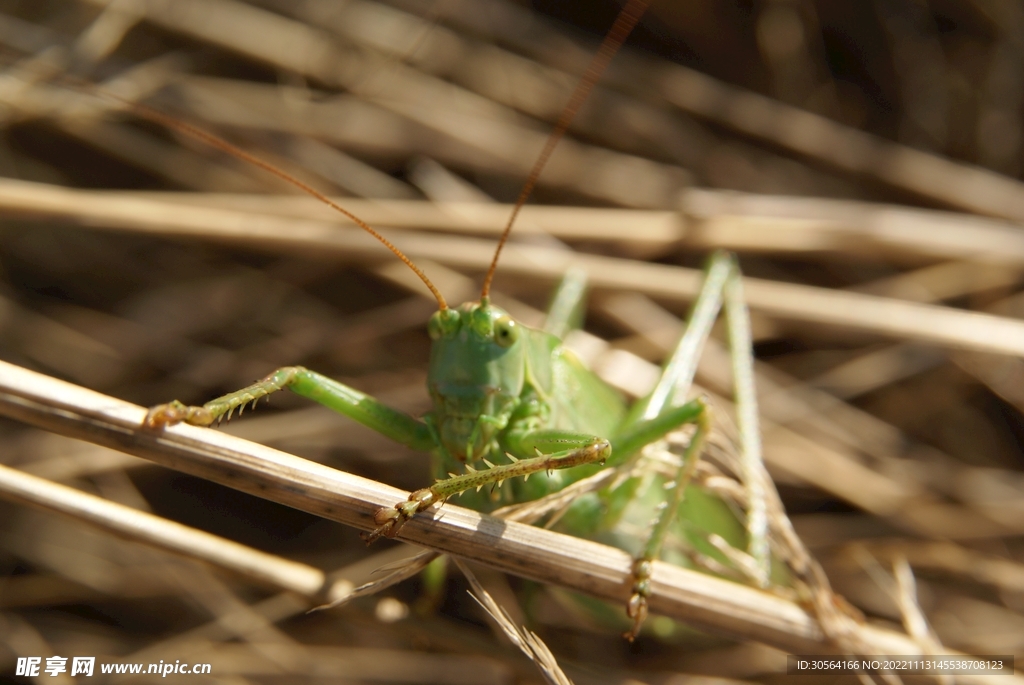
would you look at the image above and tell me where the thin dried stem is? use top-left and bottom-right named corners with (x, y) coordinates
top-left (0, 462), bottom-right (327, 597)
top-left (3, 179), bottom-right (1024, 356)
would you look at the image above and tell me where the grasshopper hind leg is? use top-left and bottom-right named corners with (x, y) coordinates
top-left (543, 267), bottom-right (589, 340)
top-left (617, 251), bottom-right (769, 640)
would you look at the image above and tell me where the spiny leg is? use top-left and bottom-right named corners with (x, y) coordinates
top-left (363, 430), bottom-right (611, 543)
top-left (144, 366), bottom-right (435, 451)
top-left (143, 367), bottom-right (295, 427)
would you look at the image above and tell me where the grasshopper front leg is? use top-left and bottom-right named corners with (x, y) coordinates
top-left (364, 429), bottom-right (611, 543)
top-left (144, 366), bottom-right (437, 451)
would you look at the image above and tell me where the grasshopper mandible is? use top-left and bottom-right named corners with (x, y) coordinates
top-left (140, 0), bottom-right (769, 640)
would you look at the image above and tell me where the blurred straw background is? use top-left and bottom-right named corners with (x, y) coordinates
top-left (0, 0), bottom-right (1023, 682)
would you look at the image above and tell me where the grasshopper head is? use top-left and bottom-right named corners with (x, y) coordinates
top-left (426, 300), bottom-right (525, 463)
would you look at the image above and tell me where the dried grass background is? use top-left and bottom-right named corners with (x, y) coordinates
top-left (0, 0), bottom-right (1023, 683)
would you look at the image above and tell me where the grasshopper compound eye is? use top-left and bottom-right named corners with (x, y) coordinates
top-left (428, 309), bottom-right (460, 340)
top-left (493, 316), bottom-right (518, 348)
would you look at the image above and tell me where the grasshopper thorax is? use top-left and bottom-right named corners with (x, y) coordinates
top-left (426, 300), bottom-right (525, 463)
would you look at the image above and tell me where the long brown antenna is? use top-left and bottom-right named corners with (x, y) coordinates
top-left (480, 0), bottom-right (651, 300)
top-left (97, 93), bottom-right (448, 310)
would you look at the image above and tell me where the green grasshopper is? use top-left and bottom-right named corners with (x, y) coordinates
top-left (141, 0), bottom-right (770, 640)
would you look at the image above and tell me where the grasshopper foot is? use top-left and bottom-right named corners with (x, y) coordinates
top-left (143, 401), bottom-right (215, 428)
top-left (362, 507), bottom-right (404, 544)
top-left (623, 559), bottom-right (652, 642)
top-left (361, 488), bottom-right (438, 545)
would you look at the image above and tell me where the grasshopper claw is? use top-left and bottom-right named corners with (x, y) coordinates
top-left (143, 401), bottom-right (215, 428)
top-left (623, 558), bottom-right (652, 641)
top-left (624, 594), bottom-right (648, 642)
top-left (361, 489), bottom-right (439, 545)
top-left (361, 506), bottom-right (403, 545)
